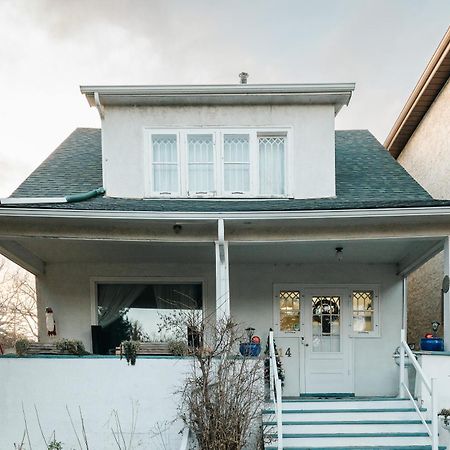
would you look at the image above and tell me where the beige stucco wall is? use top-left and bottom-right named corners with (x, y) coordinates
top-left (406, 252), bottom-right (444, 346)
top-left (36, 261), bottom-right (402, 397)
top-left (398, 80), bottom-right (450, 199)
top-left (396, 80), bottom-right (449, 345)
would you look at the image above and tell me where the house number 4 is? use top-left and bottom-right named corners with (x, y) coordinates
top-left (285, 347), bottom-right (292, 357)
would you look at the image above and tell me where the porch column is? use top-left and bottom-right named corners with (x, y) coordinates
top-left (215, 219), bottom-right (230, 320)
top-left (444, 237), bottom-right (450, 351)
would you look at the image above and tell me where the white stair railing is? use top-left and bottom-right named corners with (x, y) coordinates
top-left (179, 427), bottom-right (190, 450)
top-left (399, 329), bottom-right (438, 450)
top-left (269, 330), bottom-right (283, 450)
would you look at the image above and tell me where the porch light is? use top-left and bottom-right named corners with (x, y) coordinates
top-left (335, 247), bottom-right (344, 262)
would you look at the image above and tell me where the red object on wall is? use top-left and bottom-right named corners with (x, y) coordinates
top-left (251, 335), bottom-right (261, 344)
top-left (424, 333), bottom-right (433, 339)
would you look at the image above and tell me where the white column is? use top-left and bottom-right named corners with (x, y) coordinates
top-left (444, 237), bottom-right (450, 351)
top-left (215, 219), bottom-right (230, 320)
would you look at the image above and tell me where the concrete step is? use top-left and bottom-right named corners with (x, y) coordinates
top-left (263, 421), bottom-right (430, 434)
top-left (267, 433), bottom-right (432, 447)
top-left (263, 397), bottom-right (437, 449)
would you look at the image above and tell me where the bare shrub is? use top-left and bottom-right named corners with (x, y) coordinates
top-left (159, 309), bottom-right (265, 450)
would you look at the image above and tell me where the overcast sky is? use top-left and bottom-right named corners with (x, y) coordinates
top-left (0, 0), bottom-right (449, 197)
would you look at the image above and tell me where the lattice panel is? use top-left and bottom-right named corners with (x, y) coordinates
top-left (152, 135), bottom-right (178, 162)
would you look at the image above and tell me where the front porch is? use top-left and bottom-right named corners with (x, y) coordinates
top-left (2, 211), bottom-right (450, 448)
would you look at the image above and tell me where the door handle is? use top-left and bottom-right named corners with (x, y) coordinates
top-left (301, 337), bottom-right (309, 347)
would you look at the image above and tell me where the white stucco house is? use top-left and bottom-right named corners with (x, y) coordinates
top-left (1, 79), bottom-right (450, 449)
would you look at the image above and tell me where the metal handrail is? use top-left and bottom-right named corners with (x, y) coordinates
top-left (269, 330), bottom-right (283, 450)
top-left (179, 427), bottom-right (190, 450)
top-left (399, 329), bottom-right (438, 450)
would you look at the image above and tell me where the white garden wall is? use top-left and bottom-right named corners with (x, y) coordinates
top-left (0, 356), bottom-right (190, 450)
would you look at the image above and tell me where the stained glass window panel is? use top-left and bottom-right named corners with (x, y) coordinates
top-left (279, 290), bottom-right (300, 332)
top-left (352, 291), bottom-right (374, 332)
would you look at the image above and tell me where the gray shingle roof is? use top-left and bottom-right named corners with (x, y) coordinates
top-left (8, 127), bottom-right (450, 212)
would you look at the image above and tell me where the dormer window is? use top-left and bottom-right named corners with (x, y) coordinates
top-left (151, 134), bottom-right (179, 195)
top-left (147, 128), bottom-right (290, 198)
top-left (187, 134), bottom-right (215, 194)
top-left (259, 135), bottom-right (286, 195)
top-left (223, 134), bottom-right (250, 194)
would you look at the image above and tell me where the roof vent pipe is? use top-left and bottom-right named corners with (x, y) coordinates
top-left (239, 72), bottom-right (249, 84)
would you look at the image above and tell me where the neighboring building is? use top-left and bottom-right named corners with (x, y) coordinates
top-left (1, 80), bottom-right (450, 448)
top-left (385, 27), bottom-right (450, 346)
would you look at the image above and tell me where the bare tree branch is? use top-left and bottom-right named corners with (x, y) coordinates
top-left (0, 256), bottom-right (37, 348)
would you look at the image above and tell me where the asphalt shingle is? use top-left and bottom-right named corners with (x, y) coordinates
top-left (7, 128), bottom-right (449, 212)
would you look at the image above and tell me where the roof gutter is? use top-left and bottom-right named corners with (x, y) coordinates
top-left (1, 204), bottom-right (450, 221)
top-left (80, 83), bottom-right (355, 114)
top-left (384, 26), bottom-right (450, 156)
top-left (0, 187), bottom-right (105, 206)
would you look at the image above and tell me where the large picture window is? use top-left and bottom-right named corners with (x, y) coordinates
top-left (96, 282), bottom-right (203, 354)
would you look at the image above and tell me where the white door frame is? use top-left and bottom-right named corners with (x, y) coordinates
top-left (273, 284), bottom-right (355, 395)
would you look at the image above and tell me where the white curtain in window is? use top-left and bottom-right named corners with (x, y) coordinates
top-left (98, 284), bottom-right (146, 327)
top-left (224, 134), bottom-right (250, 193)
top-left (188, 134), bottom-right (214, 193)
top-left (153, 284), bottom-right (200, 310)
top-left (259, 136), bottom-right (285, 195)
top-left (152, 134), bottom-right (178, 193)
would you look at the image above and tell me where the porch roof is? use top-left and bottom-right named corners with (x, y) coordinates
top-left (6, 128), bottom-right (450, 213)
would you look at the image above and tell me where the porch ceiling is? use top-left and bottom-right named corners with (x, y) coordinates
top-left (4, 236), bottom-right (442, 269)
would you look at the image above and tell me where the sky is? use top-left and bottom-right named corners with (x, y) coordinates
top-left (0, 0), bottom-right (449, 197)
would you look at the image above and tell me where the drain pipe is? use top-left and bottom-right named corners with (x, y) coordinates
top-left (0, 187), bottom-right (105, 205)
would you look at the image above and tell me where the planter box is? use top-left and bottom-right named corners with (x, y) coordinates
top-left (116, 342), bottom-right (171, 356)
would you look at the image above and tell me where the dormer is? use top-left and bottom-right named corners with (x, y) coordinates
top-left (81, 83), bottom-right (354, 200)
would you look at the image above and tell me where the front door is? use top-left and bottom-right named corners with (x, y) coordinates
top-left (273, 285), bottom-right (353, 396)
top-left (302, 289), bottom-right (353, 394)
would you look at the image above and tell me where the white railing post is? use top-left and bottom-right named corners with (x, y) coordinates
top-left (179, 427), bottom-right (189, 450)
top-left (276, 378), bottom-right (283, 450)
top-left (431, 377), bottom-right (439, 450)
top-left (399, 329), bottom-right (406, 398)
top-left (269, 330), bottom-right (283, 450)
top-left (269, 331), bottom-right (274, 401)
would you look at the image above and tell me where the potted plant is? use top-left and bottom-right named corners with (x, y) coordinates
top-left (439, 408), bottom-right (450, 431)
top-left (239, 327), bottom-right (262, 357)
top-left (121, 340), bottom-right (140, 365)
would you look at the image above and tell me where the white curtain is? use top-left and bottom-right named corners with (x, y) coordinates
top-left (153, 284), bottom-right (200, 310)
top-left (224, 134), bottom-right (250, 193)
top-left (152, 134), bottom-right (178, 193)
top-left (188, 134), bottom-right (214, 193)
top-left (98, 284), bottom-right (146, 327)
top-left (259, 136), bottom-right (285, 195)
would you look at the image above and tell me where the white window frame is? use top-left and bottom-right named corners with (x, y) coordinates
top-left (146, 130), bottom-right (181, 197)
top-left (144, 127), bottom-right (292, 198)
top-left (350, 285), bottom-right (381, 338)
top-left (186, 131), bottom-right (218, 197)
